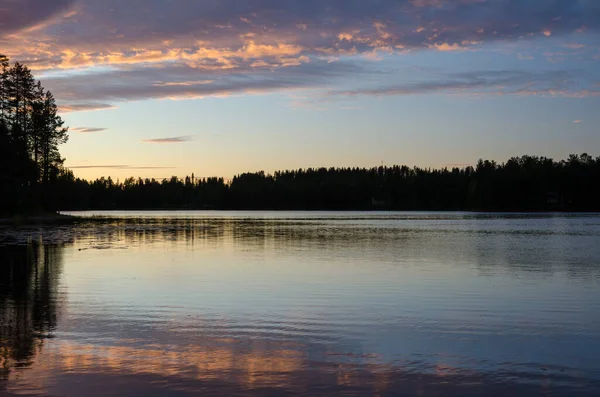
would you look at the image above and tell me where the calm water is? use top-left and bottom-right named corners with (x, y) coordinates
top-left (1, 212), bottom-right (600, 396)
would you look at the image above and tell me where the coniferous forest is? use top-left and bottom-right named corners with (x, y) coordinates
top-left (56, 155), bottom-right (600, 212)
top-left (1, 55), bottom-right (599, 215)
top-left (0, 55), bottom-right (68, 215)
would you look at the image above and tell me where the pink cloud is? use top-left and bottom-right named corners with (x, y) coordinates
top-left (1, 0), bottom-right (597, 111)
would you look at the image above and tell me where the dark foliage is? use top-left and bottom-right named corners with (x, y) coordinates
top-left (0, 55), bottom-right (68, 216)
top-left (55, 154), bottom-right (600, 212)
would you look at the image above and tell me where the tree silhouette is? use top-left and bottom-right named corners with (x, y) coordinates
top-left (0, 55), bottom-right (69, 215)
top-left (51, 154), bottom-right (600, 212)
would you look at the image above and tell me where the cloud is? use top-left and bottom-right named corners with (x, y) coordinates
top-left (6, 1), bottom-right (600, 72)
top-left (153, 80), bottom-right (214, 87)
top-left (58, 103), bottom-right (117, 113)
top-left (71, 127), bottom-right (107, 133)
top-left (445, 163), bottom-right (475, 167)
top-left (1, 0), bottom-right (599, 110)
top-left (142, 136), bottom-right (194, 144)
top-left (68, 165), bottom-right (175, 170)
top-left (327, 70), bottom-right (600, 98)
top-left (573, 120), bottom-right (583, 123)
top-left (0, 0), bottom-right (75, 34)
top-left (42, 60), bottom-right (368, 105)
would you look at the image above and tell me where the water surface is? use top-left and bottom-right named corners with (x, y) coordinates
top-left (1, 212), bottom-right (600, 396)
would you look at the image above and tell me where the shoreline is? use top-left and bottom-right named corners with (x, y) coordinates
top-left (2, 210), bottom-right (598, 225)
top-left (0, 213), bottom-right (77, 225)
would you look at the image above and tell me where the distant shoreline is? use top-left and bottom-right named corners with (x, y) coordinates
top-left (60, 209), bottom-right (600, 214)
top-left (0, 213), bottom-right (77, 225)
top-left (2, 209), bottom-right (598, 225)
top-left (2, 209), bottom-right (598, 227)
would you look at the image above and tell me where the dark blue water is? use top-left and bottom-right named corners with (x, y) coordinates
top-left (1, 212), bottom-right (600, 396)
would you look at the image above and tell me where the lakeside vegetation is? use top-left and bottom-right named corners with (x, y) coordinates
top-left (1, 55), bottom-right (598, 214)
top-left (56, 154), bottom-right (599, 212)
top-left (0, 55), bottom-right (68, 216)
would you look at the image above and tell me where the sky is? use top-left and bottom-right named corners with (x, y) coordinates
top-left (1, 0), bottom-right (599, 181)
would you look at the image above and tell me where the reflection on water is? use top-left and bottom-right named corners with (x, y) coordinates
top-left (1, 213), bottom-right (600, 396)
top-left (0, 243), bottom-right (65, 381)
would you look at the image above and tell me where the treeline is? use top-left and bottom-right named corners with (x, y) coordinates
top-left (0, 55), bottom-right (68, 215)
top-left (55, 154), bottom-right (600, 211)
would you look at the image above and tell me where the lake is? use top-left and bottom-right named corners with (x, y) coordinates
top-left (1, 211), bottom-right (600, 396)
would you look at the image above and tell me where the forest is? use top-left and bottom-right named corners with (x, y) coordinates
top-left (0, 55), bottom-right (68, 215)
top-left (1, 55), bottom-right (599, 214)
top-left (56, 154), bottom-right (599, 212)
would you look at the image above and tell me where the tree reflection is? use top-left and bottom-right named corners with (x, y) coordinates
top-left (0, 242), bottom-right (64, 380)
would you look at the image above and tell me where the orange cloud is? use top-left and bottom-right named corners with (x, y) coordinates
top-left (430, 43), bottom-right (466, 52)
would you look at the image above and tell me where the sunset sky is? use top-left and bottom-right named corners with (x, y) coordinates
top-left (2, 0), bottom-right (599, 180)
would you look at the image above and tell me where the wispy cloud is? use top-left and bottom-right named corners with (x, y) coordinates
top-left (152, 80), bottom-right (214, 87)
top-left (142, 136), bottom-right (194, 144)
top-left (327, 70), bottom-right (600, 98)
top-left (68, 165), bottom-right (175, 170)
top-left (71, 127), bottom-right (107, 133)
top-left (445, 163), bottom-right (475, 167)
top-left (0, 0), bottom-right (75, 34)
top-left (42, 60), bottom-right (367, 106)
top-left (573, 120), bottom-right (583, 124)
top-left (58, 103), bottom-right (117, 113)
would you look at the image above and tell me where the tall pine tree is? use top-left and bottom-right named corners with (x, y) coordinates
top-left (0, 55), bottom-right (69, 215)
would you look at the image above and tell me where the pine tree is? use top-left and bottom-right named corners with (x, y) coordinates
top-left (6, 62), bottom-right (35, 140)
top-left (31, 81), bottom-right (46, 181)
top-left (39, 90), bottom-right (68, 187)
top-left (0, 54), bottom-right (9, 124)
top-left (0, 56), bottom-right (69, 215)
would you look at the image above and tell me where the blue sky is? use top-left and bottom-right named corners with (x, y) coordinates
top-left (2, 0), bottom-right (599, 180)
